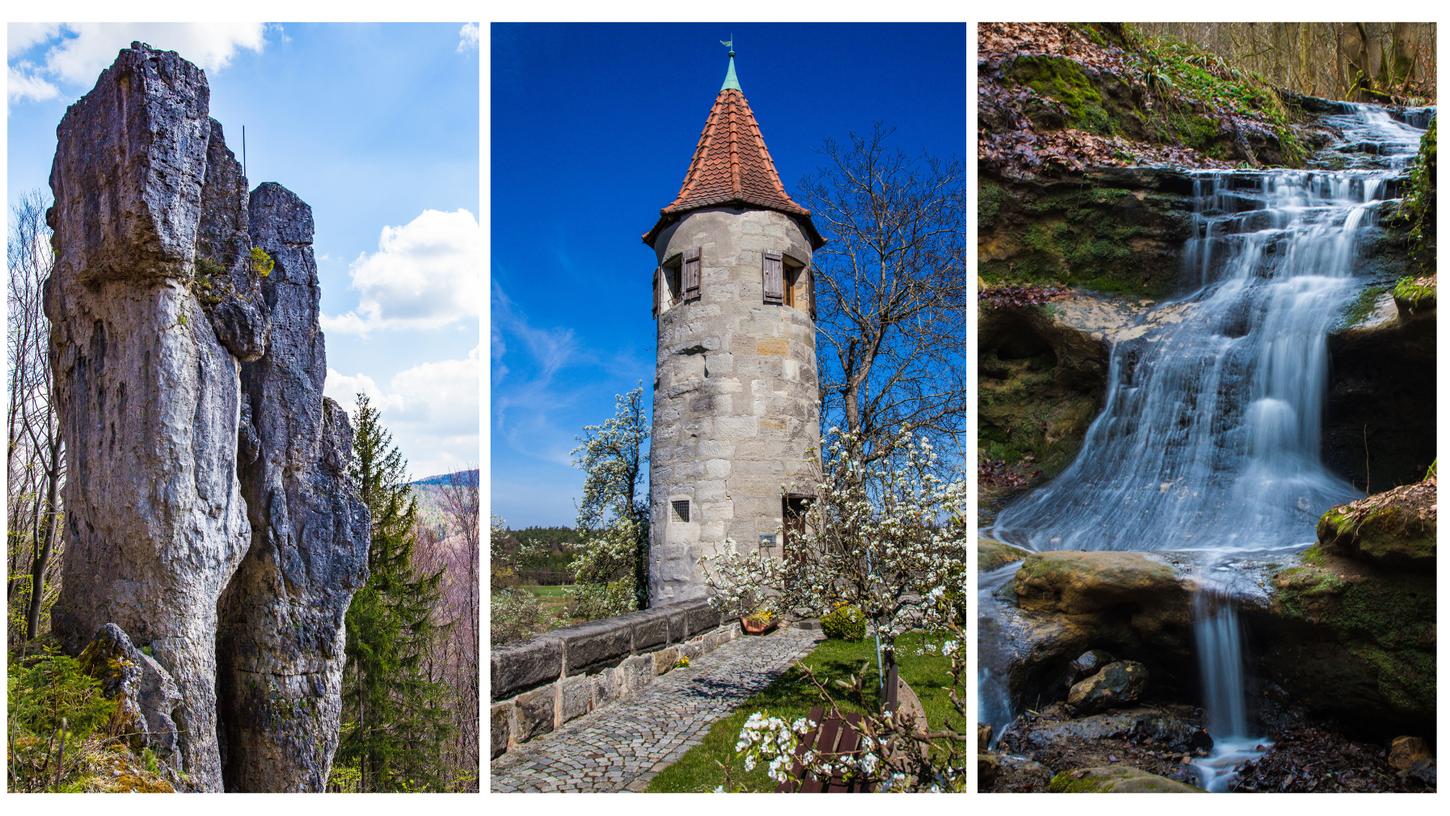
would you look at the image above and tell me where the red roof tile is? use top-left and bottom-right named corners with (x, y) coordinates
top-left (644, 88), bottom-right (823, 248)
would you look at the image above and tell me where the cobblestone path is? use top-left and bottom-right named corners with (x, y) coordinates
top-left (490, 626), bottom-right (822, 792)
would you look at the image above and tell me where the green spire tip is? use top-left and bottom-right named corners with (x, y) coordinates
top-left (720, 37), bottom-right (740, 92)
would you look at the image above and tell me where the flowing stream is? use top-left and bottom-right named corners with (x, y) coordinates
top-left (983, 103), bottom-right (1429, 790)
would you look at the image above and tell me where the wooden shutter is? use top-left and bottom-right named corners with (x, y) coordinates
top-left (763, 252), bottom-right (784, 304)
top-left (683, 248), bottom-right (701, 301)
top-left (652, 266), bottom-right (660, 317)
top-left (806, 266), bottom-right (817, 320)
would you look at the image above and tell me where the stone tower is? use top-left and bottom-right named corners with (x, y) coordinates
top-left (643, 49), bottom-right (824, 605)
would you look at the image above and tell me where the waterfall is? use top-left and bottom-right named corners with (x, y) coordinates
top-left (982, 103), bottom-right (1430, 789)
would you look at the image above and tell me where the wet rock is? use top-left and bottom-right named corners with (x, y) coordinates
top-left (977, 752), bottom-right (999, 788)
top-left (1013, 551), bottom-right (1189, 617)
top-left (46, 41), bottom-right (251, 792)
top-left (979, 537), bottom-right (1032, 571)
top-left (978, 723), bottom-right (993, 752)
top-left (216, 183), bottom-right (370, 792)
top-left (1067, 660), bottom-right (1147, 713)
top-left (1050, 765), bottom-right (1201, 792)
top-left (997, 702), bottom-right (1211, 787)
top-left (978, 297), bottom-right (1115, 504)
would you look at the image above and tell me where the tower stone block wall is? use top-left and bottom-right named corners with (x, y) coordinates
top-left (648, 208), bottom-right (821, 604)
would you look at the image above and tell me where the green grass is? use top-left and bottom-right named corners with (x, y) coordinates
top-left (518, 584), bottom-right (575, 621)
top-left (644, 631), bottom-right (963, 792)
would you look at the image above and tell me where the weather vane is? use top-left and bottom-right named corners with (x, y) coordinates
top-left (721, 35), bottom-right (734, 56)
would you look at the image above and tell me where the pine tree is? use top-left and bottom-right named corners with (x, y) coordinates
top-left (335, 395), bottom-right (452, 791)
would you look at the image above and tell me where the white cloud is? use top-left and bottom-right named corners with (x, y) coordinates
top-left (8, 22), bottom-right (268, 107)
top-left (44, 23), bottom-right (267, 86)
top-left (8, 23), bottom-right (61, 58)
top-left (326, 346), bottom-right (481, 480)
top-left (8, 63), bottom-right (57, 102)
top-left (457, 23), bottom-right (479, 53)
top-left (322, 209), bottom-right (482, 336)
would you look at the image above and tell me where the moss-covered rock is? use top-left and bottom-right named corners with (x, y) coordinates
top-left (1049, 765), bottom-right (1202, 792)
top-left (1316, 479), bottom-right (1436, 568)
top-left (1393, 275), bottom-right (1436, 315)
top-left (1013, 551), bottom-right (1187, 617)
top-left (1265, 496), bottom-right (1436, 738)
top-left (978, 171), bottom-right (1195, 297)
top-left (979, 538), bottom-right (1033, 571)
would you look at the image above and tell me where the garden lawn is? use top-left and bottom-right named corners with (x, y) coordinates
top-left (644, 631), bottom-right (963, 792)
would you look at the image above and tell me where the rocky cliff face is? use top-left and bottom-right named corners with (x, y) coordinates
top-left (217, 183), bottom-right (370, 792)
top-left (45, 42), bottom-right (367, 792)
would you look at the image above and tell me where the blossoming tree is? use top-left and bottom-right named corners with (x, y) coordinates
top-left (702, 429), bottom-right (967, 791)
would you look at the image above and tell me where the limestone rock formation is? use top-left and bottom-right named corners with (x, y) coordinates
top-left (46, 42), bottom-right (254, 791)
top-left (77, 623), bottom-right (184, 766)
top-left (46, 42), bottom-right (366, 792)
top-left (217, 183), bottom-right (370, 792)
top-left (196, 120), bottom-right (269, 361)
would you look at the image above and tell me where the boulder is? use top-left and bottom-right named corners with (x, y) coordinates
top-left (1049, 766), bottom-right (1201, 792)
top-left (1067, 649), bottom-right (1114, 683)
top-left (46, 42), bottom-right (252, 791)
top-left (1067, 661), bottom-right (1148, 713)
top-left (1316, 479), bottom-right (1436, 567)
top-left (1387, 735), bottom-right (1432, 772)
top-left (1264, 537), bottom-right (1434, 737)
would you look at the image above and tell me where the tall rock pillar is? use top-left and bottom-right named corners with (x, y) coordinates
top-left (46, 43), bottom-right (259, 790)
top-left (217, 183), bottom-right (370, 791)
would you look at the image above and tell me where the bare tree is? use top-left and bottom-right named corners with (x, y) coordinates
top-left (798, 126), bottom-right (966, 468)
top-left (436, 469), bottom-right (480, 788)
top-left (1139, 23), bottom-right (1437, 104)
top-left (6, 190), bottom-right (65, 645)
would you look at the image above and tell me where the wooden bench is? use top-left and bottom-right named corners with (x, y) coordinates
top-left (776, 706), bottom-right (875, 792)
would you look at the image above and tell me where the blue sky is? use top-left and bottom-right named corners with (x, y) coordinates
top-left (491, 22), bottom-right (966, 527)
top-left (8, 22), bottom-right (481, 480)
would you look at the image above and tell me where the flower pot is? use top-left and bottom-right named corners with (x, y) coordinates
top-left (741, 616), bottom-right (778, 635)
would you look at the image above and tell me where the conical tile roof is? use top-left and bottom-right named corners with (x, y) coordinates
top-left (644, 57), bottom-right (823, 248)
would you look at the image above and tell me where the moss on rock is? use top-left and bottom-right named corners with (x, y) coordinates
top-left (1049, 765), bottom-right (1201, 792)
top-left (1316, 479), bottom-right (1436, 568)
top-left (1267, 492), bottom-right (1436, 737)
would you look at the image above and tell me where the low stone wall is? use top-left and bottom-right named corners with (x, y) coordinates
top-left (490, 599), bottom-right (739, 758)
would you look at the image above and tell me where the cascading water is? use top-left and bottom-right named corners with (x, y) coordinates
top-left (982, 103), bottom-right (1429, 789)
